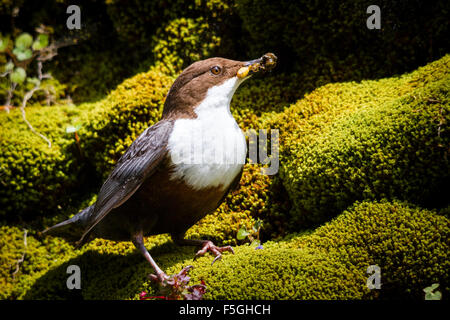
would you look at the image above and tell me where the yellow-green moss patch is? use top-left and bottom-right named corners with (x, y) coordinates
top-left (264, 55), bottom-right (450, 226)
top-left (2, 200), bottom-right (447, 300)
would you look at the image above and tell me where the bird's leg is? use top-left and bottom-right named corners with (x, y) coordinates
top-left (131, 232), bottom-right (169, 283)
top-left (172, 235), bottom-right (235, 265)
top-left (132, 232), bottom-right (193, 288)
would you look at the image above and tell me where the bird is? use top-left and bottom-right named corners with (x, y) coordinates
top-left (43, 53), bottom-right (277, 287)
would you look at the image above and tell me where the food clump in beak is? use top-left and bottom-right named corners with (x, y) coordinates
top-left (237, 52), bottom-right (277, 78)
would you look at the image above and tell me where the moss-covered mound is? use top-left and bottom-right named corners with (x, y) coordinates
top-left (1, 200), bottom-right (447, 300)
top-left (152, 17), bottom-right (222, 75)
top-left (79, 66), bottom-right (174, 180)
top-left (286, 200), bottom-right (450, 299)
top-left (265, 55), bottom-right (450, 226)
top-left (0, 102), bottom-right (94, 221)
top-left (0, 66), bottom-right (174, 220)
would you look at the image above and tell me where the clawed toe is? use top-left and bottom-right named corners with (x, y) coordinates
top-left (149, 265), bottom-right (193, 286)
top-left (148, 265), bottom-right (206, 300)
top-left (194, 241), bottom-right (235, 265)
top-left (148, 272), bottom-right (170, 284)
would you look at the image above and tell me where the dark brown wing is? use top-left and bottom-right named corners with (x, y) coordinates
top-left (78, 120), bottom-right (174, 242)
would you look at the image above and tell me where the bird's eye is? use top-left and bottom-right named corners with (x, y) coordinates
top-left (210, 66), bottom-right (221, 75)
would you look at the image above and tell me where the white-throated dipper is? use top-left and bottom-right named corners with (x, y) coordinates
top-left (44, 53), bottom-right (277, 287)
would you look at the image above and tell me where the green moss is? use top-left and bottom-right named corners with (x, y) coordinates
top-left (0, 103), bottom-right (93, 220)
top-left (286, 200), bottom-right (450, 299)
top-left (1, 0), bottom-right (448, 301)
top-left (0, 66), bottom-right (174, 220)
top-left (173, 246), bottom-right (368, 300)
top-left (79, 66), bottom-right (174, 180)
top-left (51, 48), bottom-right (138, 104)
top-left (265, 55), bottom-right (450, 226)
top-left (231, 73), bottom-right (306, 130)
top-left (158, 201), bottom-right (449, 300)
top-left (152, 17), bottom-right (222, 75)
top-left (105, 0), bottom-right (238, 48)
top-left (2, 200), bottom-right (447, 299)
top-left (0, 225), bottom-right (77, 299)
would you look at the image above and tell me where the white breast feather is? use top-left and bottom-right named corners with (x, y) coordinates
top-left (168, 77), bottom-right (247, 190)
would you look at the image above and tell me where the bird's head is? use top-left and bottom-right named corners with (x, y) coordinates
top-left (162, 53), bottom-right (277, 119)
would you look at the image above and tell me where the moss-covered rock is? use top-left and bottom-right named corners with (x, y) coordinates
top-left (0, 224), bottom-right (77, 299)
top-left (2, 200), bottom-right (447, 299)
top-left (152, 17), bottom-right (222, 75)
top-left (80, 66), bottom-right (174, 180)
top-left (0, 102), bottom-right (94, 221)
top-left (231, 72), bottom-right (305, 130)
top-left (105, 0), bottom-right (239, 50)
top-left (0, 66), bottom-right (174, 220)
top-left (124, 200), bottom-right (450, 300)
top-left (286, 200), bottom-right (450, 299)
top-left (265, 55), bottom-right (450, 226)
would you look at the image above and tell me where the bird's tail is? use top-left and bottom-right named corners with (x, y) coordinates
top-left (42, 205), bottom-right (94, 245)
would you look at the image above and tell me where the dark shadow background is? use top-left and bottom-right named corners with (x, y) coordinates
top-left (1, 0), bottom-right (448, 103)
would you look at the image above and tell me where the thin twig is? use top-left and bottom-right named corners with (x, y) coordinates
top-left (19, 61), bottom-right (52, 148)
top-left (12, 229), bottom-right (28, 280)
top-left (3, 82), bottom-right (17, 113)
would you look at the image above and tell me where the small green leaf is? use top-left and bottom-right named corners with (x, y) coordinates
top-left (253, 219), bottom-right (263, 232)
top-left (66, 126), bottom-right (77, 133)
top-left (250, 239), bottom-right (260, 247)
top-left (15, 33), bottom-right (33, 49)
top-left (430, 283), bottom-right (439, 290)
top-left (423, 283), bottom-right (442, 300)
top-left (433, 291), bottom-right (442, 300)
top-left (27, 77), bottom-right (40, 86)
top-left (5, 61), bottom-right (14, 72)
top-left (32, 34), bottom-right (49, 50)
top-left (425, 291), bottom-right (442, 300)
top-left (13, 48), bottom-right (33, 61)
top-left (237, 227), bottom-right (250, 240)
top-left (66, 123), bottom-right (83, 133)
top-left (10, 67), bottom-right (26, 84)
top-left (424, 283), bottom-right (439, 293)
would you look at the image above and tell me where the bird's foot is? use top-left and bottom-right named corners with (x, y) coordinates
top-left (194, 241), bottom-right (234, 265)
top-left (148, 265), bottom-right (192, 286)
top-left (148, 270), bottom-right (170, 284)
top-left (148, 265), bottom-right (206, 300)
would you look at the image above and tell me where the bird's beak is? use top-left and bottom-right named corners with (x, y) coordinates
top-left (237, 52), bottom-right (277, 79)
